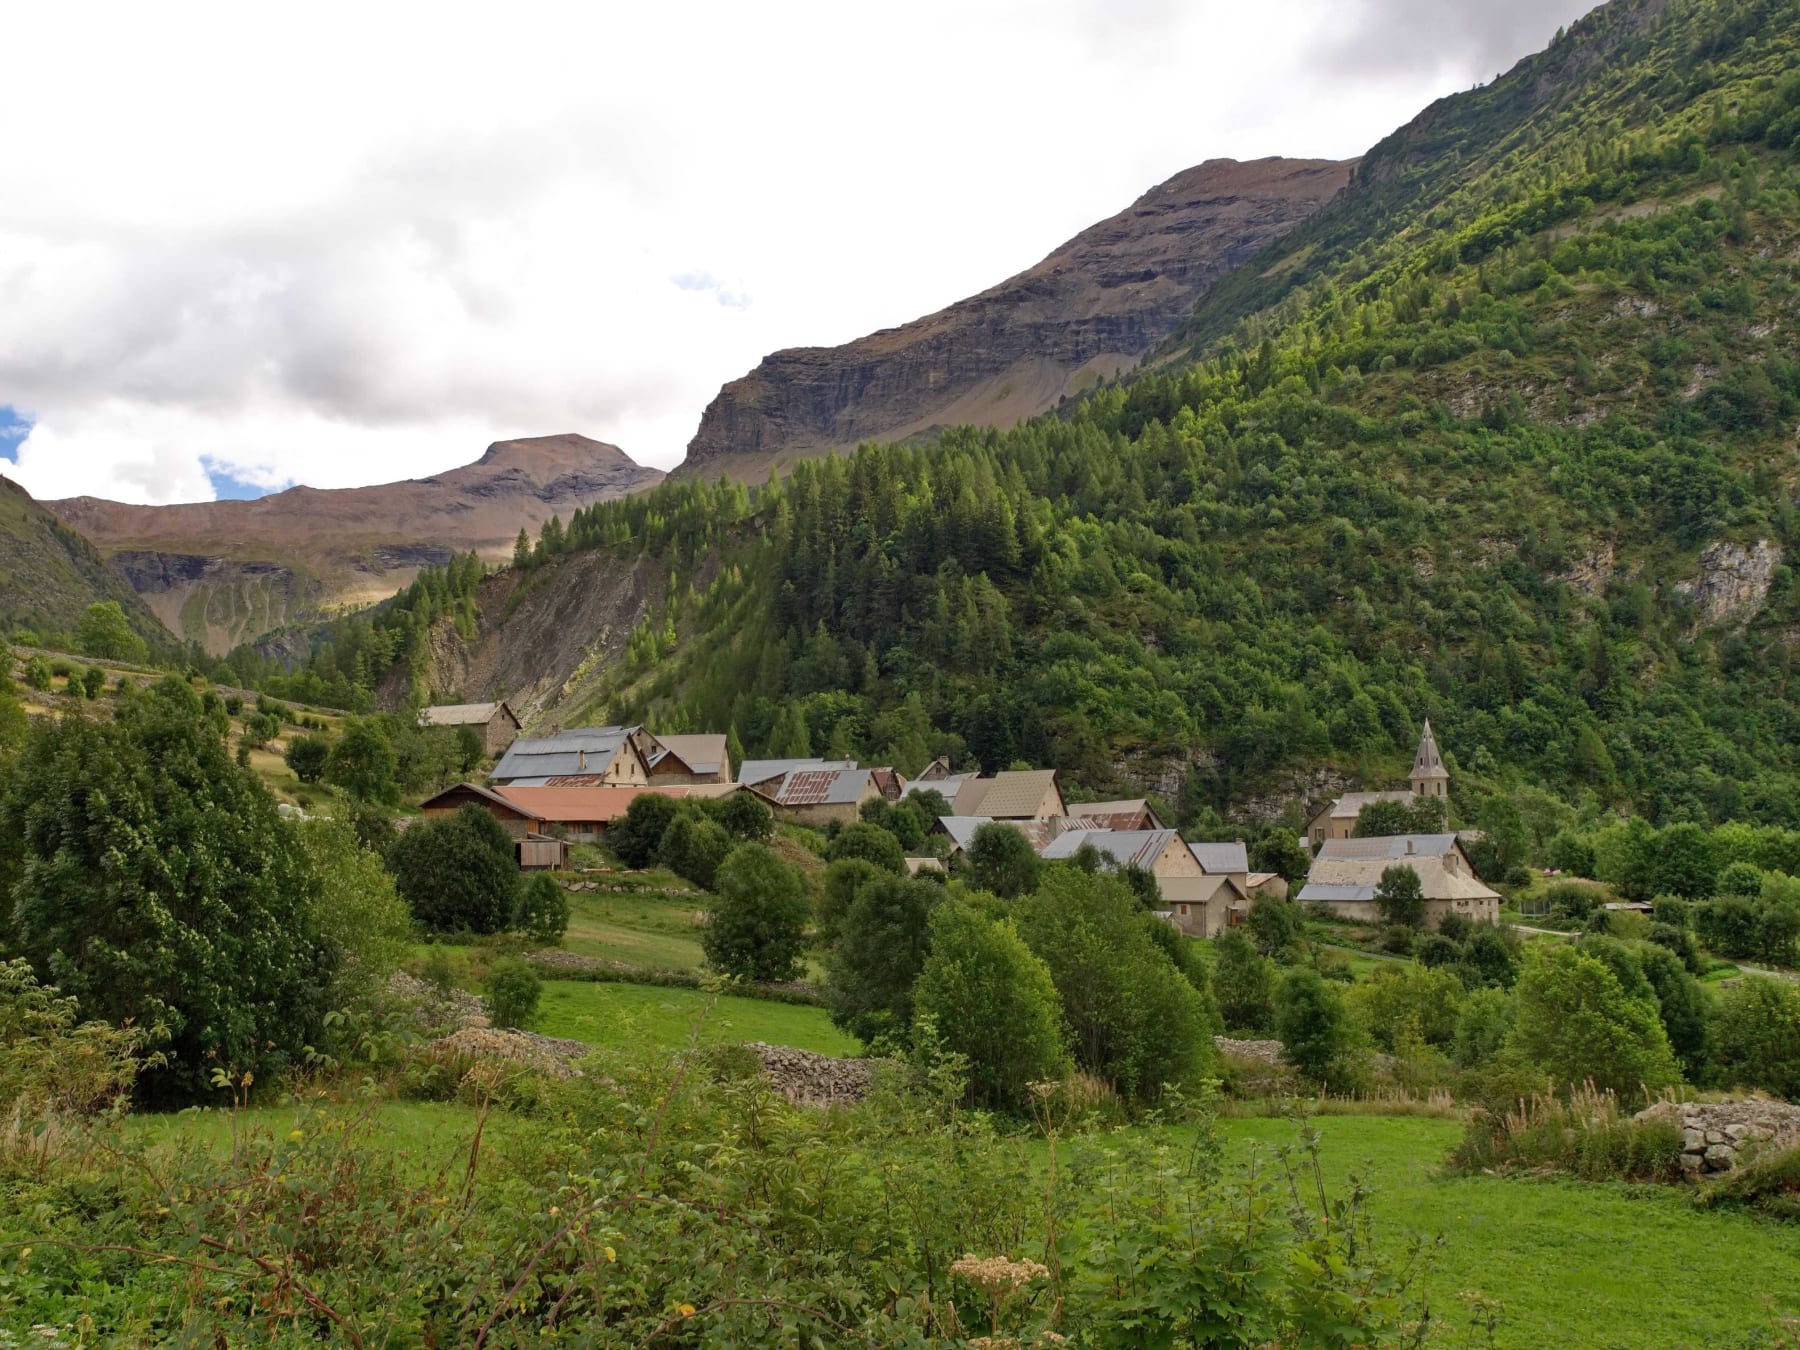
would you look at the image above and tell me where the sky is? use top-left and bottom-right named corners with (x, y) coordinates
top-left (0, 0), bottom-right (1600, 505)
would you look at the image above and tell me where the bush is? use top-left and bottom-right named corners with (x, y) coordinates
top-left (1718, 860), bottom-right (1765, 897)
top-left (483, 957), bottom-right (542, 1030)
top-left (703, 843), bottom-right (810, 982)
top-left (1378, 924), bottom-right (1416, 955)
top-left (513, 873), bottom-right (571, 944)
top-left (81, 665), bottom-right (105, 699)
top-left (1437, 912), bottom-right (1473, 944)
top-left (284, 734), bottom-right (331, 784)
top-left (1451, 986), bottom-right (1516, 1068)
top-left (1505, 945), bottom-right (1682, 1096)
top-left (1214, 927), bottom-right (1276, 1032)
top-left (1347, 963), bottom-right (1463, 1052)
top-left (716, 792), bottom-right (774, 841)
top-left (21, 654), bottom-right (51, 691)
top-left (1546, 880), bottom-right (1604, 921)
top-left (0, 958), bottom-right (148, 1117)
top-left (1416, 933), bottom-right (1461, 968)
top-left (1374, 863), bottom-right (1426, 928)
top-left (324, 718), bottom-right (400, 804)
top-left (826, 874), bottom-right (940, 1043)
top-left (294, 813), bottom-right (412, 1005)
top-left (1636, 942), bottom-right (1710, 1080)
top-left (817, 857), bottom-right (883, 946)
top-left (965, 822), bottom-right (1041, 898)
top-left (1449, 1085), bottom-right (1685, 1182)
top-left (609, 793), bottom-right (682, 869)
top-left (1274, 967), bottom-right (1359, 1090)
top-left (1015, 868), bottom-right (1215, 1103)
top-left (1547, 830), bottom-right (1597, 877)
top-left (825, 821), bottom-right (907, 875)
top-left (1460, 924), bottom-right (1521, 988)
top-left (0, 678), bottom-right (333, 1104)
top-left (385, 804), bottom-right (520, 935)
top-left (1246, 894), bottom-right (1300, 957)
top-left (1651, 895), bottom-right (1692, 929)
top-left (1709, 978), bottom-right (1800, 1099)
top-left (658, 811), bottom-right (732, 890)
top-left (912, 904), bottom-right (1068, 1110)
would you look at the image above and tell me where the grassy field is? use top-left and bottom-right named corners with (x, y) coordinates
top-left (1214, 1115), bottom-right (1800, 1348)
top-left (559, 887), bottom-right (709, 969)
top-left (534, 979), bottom-right (858, 1056)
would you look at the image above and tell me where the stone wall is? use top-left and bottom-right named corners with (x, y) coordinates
top-left (745, 1042), bottom-right (881, 1107)
top-left (1635, 1099), bottom-right (1800, 1175)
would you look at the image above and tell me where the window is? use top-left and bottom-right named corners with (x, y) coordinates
top-left (1178, 904), bottom-right (1189, 916)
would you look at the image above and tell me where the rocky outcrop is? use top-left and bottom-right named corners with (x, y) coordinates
top-left (745, 1043), bottom-right (881, 1107)
top-left (1635, 1099), bottom-right (1800, 1175)
top-left (1214, 1037), bottom-right (1286, 1065)
top-left (679, 158), bottom-right (1352, 481)
top-left (1675, 539), bottom-right (1781, 628)
top-left (46, 434), bottom-right (663, 654)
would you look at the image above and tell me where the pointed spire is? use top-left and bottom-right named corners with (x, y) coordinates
top-left (1411, 719), bottom-right (1447, 782)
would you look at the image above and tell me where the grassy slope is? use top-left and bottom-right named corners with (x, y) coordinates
top-left (0, 480), bottom-right (168, 647)
top-left (535, 980), bottom-right (857, 1056)
top-left (1216, 1115), bottom-right (1800, 1348)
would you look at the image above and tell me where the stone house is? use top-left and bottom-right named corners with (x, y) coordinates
top-left (751, 765), bottom-right (890, 827)
top-left (737, 757), bottom-right (856, 790)
top-left (950, 769), bottom-right (1066, 821)
top-left (1297, 833), bottom-right (1499, 928)
top-left (418, 700), bottom-right (522, 756)
top-left (1068, 798), bottom-right (1166, 830)
top-left (1042, 828), bottom-right (1250, 938)
top-left (491, 726), bottom-right (656, 788)
top-left (647, 733), bottom-right (732, 785)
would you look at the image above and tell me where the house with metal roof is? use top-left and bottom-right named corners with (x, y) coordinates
top-left (418, 700), bottom-right (522, 756)
top-left (949, 770), bottom-right (1066, 821)
top-left (1298, 833), bottom-right (1499, 928)
top-left (736, 757), bottom-right (855, 790)
top-left (647, 733), bottom-right (732, 785)
top-left (1066, 798), bottom-right (1165, 830)
top-left (1306, 722), bottom-right (1454, 848)
top-left (490, 726), bottom-right (655, 788)
top-left (1042, 827), bottom-right (1251, 938)
top-left (750, 764), bottom-right (888, 826)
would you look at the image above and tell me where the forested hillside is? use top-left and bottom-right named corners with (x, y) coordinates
top-left (0, 477), bottom-right (169, 651)
top-left (236, 0), bottom-right (1800, 833)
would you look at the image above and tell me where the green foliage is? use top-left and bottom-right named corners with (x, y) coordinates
top-left (656, 810), bottom-right (732, 890)
top-left (716, 790), bottom-right (773, 841)
top-left (912, 903), bottom-right (1067, 1110)
top-left (21, 653), bottom-right (51, 691)
top-left (1245, 894), bottom-right (1300, 957)
top-left (1347, 962), bottom-right (1465, 1053)
top-left (1718, 860), bottom-right (1766, 897)
top-left (1353, 797), bottom-right (1445, 838)
top-left (1016, 868), bottom-right (1215, 1102)
top-left (702, 842), bottom-right (810, 982)
top-left (1374, 863), bottom-right (1427, 928)
top-left (1451, 985), bottom-right (1516, 1068)
top-left (80, 664), bottom-right (105, 699)
top-left (283, 732), bottom-right (331, 783)
top-left (966, 821), bottom-right (1041, 898)
top-left (324, 717), bottom-right (399, 804)
top-left (0, 957), bottom-right (149, 1117)
top-left (482, 956), bottom-right (542, 1030)
top-left (1275, 966), bottom-right (1359, 1089)
top-left (817, 856), bottom-right (883, 946)
top-left (823, 819), bottom-right (905, 874)
top-left (1636, 941), bottom-right (1710, 1080)
top-left (1214, 927), bottom-right (1276, 1032)
top-left (1709, 977), bottom-right (1800, 1099)
top-left (609, 791), bottom-right (681, 869)
top-left (293, 812), bottom-right (411, 1005)
top-left (1249, 828), bottom-right (1311, 889)
top-left (76, 599), bottom-right (148, 663)
top-left (0, 678), bottom-right (333, 1104)
top-left (1450, 1085), bottom-right (1685, 1183)
top-left (512, 872), bottom-right (572, 944)
top-left (825, 873), bottom-right (940, 1043)
top-left (1506, 945), bottom-right (1682, 1096)
top-left (385, 804), bottom-right (519, 934)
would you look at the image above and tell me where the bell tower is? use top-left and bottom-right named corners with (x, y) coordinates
top-left (1411, 719), bottom-right (1449, 800)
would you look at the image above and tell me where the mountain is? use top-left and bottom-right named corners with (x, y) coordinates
top-left (679, 157), bottom-right (1352, 480)
top-left (251, 0), bottom-right (1800, 833)
top-left (0, 476), bottom-right (168, 650)
top-left (47, 435), bottom-right (663, 654)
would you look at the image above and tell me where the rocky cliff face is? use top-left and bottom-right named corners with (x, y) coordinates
top-left (679, 158), bottom-right (1352, 480)
top-left (47, 435), bottom-right (663, 653)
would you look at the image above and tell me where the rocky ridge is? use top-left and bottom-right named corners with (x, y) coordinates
top-left (679, 158), bottom-right (1352, 481)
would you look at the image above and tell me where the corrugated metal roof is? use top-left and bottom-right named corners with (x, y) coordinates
top-left (1317, 834), bottom-right (1461, 860)
top-left (737, 757), bottom-right (853, 786)
top-left (1041, 828), bottom-right (1176, 870)
top-left (772, 766), bottom-right (872, 806)
top-left (1298, 882), bottom-right (1379, 903)
top-left (492, 726), bottom-right (639, 783)
top-left (1189, 841), bottom-right (1249, 874)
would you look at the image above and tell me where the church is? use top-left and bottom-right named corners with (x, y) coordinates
top-left (1305, 721), bottom-right (1450, 849)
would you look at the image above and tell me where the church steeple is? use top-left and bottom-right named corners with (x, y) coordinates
top-left (1411, 719), bottom-right (1449, 799)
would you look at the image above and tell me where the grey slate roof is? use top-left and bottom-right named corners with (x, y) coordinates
top-left (737, 757), bottom-right (852, 786)
top-left (420, 701), bottom-right (513, 728)
top-left (1189, 841), bottom-right (1249, 874)
top-left (492, 726), bottom-right (636, 784)
top-left (1315, 834), bottom-right (1461, 860)
top-left (1040, 828), bottom-right (1177, 870)
top-left (1297, 882), bottom-right (1379, 903)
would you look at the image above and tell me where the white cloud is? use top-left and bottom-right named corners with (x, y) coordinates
top-left (0, 0), bottom-right (1599, 504)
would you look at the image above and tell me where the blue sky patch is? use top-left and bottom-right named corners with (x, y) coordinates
top-left (0, 405), bottom-right (31, 464)
top-left (203, 458), bottom-right (288, 501)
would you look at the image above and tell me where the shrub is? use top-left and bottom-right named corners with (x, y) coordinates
top-left (21, 654), bottom-right (51, 691)
top-left (513, 873), bottom-right (571, 944)
top-left (1546, 880), bottom-right (1604, 921)
top-left (1449, 1085), bottom-right (1684, 1182)
top-left (703, 843), bottom-right (810, 982)
top-left (0, 958), bottom-right (148, 1117)
top-left (1636, 941), bottom-right (1710, 1080)
top-left (1650, 895), bottom-right (1692, 929)
top-left (825, 821), bottom-right (907, 875)
top-left (385, 804), bottom-right (520, 934)
top-left (1437, 912), bottom-right (1473, 944)
top-left (912, 905), bottom-right (1068, 1110)
top-left (1416, 933), bottom-right (1461, 968)
top-left (1451, 986), bottom-right (1516, 1068)
top-left (1016, 868), bottom-right (1215, 1103)
top-left (716, 791), bottom-right (773, 841)
top-left (1246, 894), bottom-right (1300, 957)
top-left (1274, 967), bottom-right (1359, 1090)
top-left (294, 813), bottom-right (411, 1005)
top-left (1718, 860), bottom-right (1765, 897)
top-left (610, 792), bottom-right (682, 869)
top-left (483, 957), bottom-right (542, 1030)
top-left (1547, 830), bottom-right (1596, 877)
top-left (1374, 864), bottom-right (1426, 928)
top-left (1650, 921), bottom-right (1702, 973)
top-left (80, 665), bottom-right (105, 699)
top-left (1460, 924), bottom-right (1520, 988)
top-left (1378, 924), bottom-right (1416, 955)
top-left (76, 600), bottom-right (148, 663)
top-left (324, 718), bottom-right (400, 804)
top-left (1347, 963), bottom-right (1463, 1052)
top-left (0, 678), bottom-right (333, 1104)
top-left (1214, 927), bottom-right (1276, 1032)
top-left (826, 874), bottom-right (940, 1043)
top-left (1709, 977), bottom-right (1800, 1099)
top-left (284, 733), bottom-right (331, 783)
top-left (1695, 895), bottom-right (1760, 957)
top-left (965, 823), bottom-right (1041, 898)
top-left (1505, 945), bottom-right (1682, 1096)
top-left (817, 857), bottom-right (883, 946)
top-left (658, 811), bottom-right (732, 890)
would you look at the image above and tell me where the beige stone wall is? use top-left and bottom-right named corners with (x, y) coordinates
top-left (484, 716), bottom-right (519, 757)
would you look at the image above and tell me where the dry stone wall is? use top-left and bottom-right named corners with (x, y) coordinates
top-left (1636, 1099), bottom-right (1800, 1175)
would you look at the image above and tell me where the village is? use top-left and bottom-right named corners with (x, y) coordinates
top-left (414, 700), bottom-right (1502, 934)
